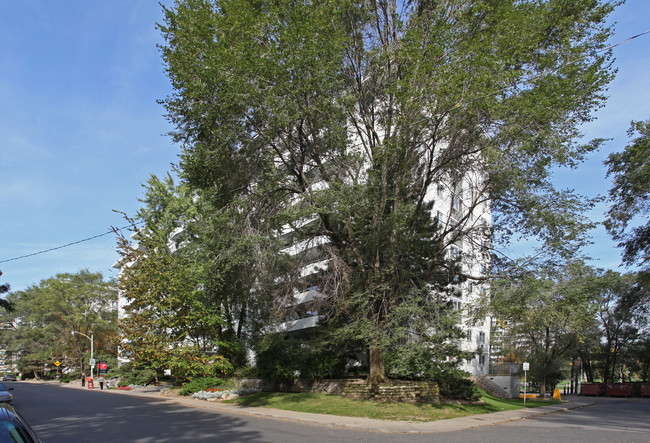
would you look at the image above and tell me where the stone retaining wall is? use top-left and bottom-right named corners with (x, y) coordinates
top-left (341, 381), bottom-right (441, 403)
top-left (233, 378), bottom-right (441, 403)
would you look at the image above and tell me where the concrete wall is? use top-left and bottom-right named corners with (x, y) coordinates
top-left (485, 375), bottom-right (519, 398)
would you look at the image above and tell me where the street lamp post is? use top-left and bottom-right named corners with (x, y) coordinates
top-left (71, 331), bottom-right (94, 382)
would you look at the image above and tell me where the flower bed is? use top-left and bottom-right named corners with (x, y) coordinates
top-left (192, 387), bottom-right (260, 401)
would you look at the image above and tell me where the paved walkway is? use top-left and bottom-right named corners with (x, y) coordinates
top-left (33, 380), bottom-right (599, 434)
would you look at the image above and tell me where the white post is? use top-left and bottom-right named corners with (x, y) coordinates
top-left (524, 370), bottom-right (527, 408)
top-left (523, 362), bottom-right (530, 408)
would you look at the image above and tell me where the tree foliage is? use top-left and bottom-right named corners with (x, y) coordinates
top-left (588, 271), bottom-right (649, 385)
top-left (3, 270), bottom-right (117, 378)
top-left (115, 175), bottom-right (244, 378)
top-left (490, 262), bottom-right (600, 396)
top-left (493, 266), bottom-right (650, 388)
top-left (0, 270), bottom-right (14, 312)
top-left (158, 0), bottom-right (617, 381)
top-left (605, 118), bottom-right (650, 270)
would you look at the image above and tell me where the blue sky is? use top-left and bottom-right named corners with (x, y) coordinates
top-left (1, 0), bottom-right (649, 293)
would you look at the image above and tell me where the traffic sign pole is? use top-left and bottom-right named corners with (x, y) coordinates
top-left (523, 362), bottom-right (530, 408)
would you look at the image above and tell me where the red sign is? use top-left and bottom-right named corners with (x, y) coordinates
top-left (98, 361), bottom-right (108, 376)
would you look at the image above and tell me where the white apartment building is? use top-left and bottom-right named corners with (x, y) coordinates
top-left (0, 322), bottom-right (17, 375)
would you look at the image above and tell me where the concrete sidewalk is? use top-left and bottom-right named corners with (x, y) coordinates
top-left (39, 380), bottom-right (598, 434)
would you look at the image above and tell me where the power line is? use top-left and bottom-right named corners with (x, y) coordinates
top-left (2, 31), bottom-right (647, 266)
top-left (0, 223), bottom-right (142, 265)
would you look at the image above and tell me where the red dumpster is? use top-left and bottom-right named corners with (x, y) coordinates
top-left (640, 384), bottom-right (650, 397)
top-left (606, 383), bottom-right (633, 397)
top-left (580, 383), bottom-right (603, 396)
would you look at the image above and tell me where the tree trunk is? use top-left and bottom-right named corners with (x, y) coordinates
top-left (570, 359), bottom-right (575, 394)
top-left (368, 348), bottom-right (387, 384)
top-left (540, 374), bottom-right (547, 398)
top-left (582, 357), bottom-right (594, 383)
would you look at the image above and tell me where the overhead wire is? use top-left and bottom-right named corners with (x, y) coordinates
top-left (1, 30), bottom-right (648, 265)
top-left (0, 222), bottom-right (143, 265)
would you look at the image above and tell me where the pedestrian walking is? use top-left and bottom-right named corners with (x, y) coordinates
top-left (81, 373), bottom-right (85, 387)
top-left (98, 375), bottom-right (105, 390)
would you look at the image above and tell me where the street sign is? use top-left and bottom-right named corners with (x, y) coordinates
top-left (54, 361), bottom-right (61, 367)
top-left (523, 362), bottom-right (530, 371)
top-left (98, 361), bottom-right (108, 376)
top-left (89, 358), bottom-right (96, 366)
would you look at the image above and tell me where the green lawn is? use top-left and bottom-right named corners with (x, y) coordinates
top-left (226, 392), bottom-right (561, 422)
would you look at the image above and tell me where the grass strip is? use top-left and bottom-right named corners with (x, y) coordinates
top-left (227, 392), bottom-right (561, 422)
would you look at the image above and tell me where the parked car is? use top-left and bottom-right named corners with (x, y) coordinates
top-left (2, 375), bottom-right (17, 382)
top-left (0, 383), bottom-right (14, 404)
top-left (0, 403), bottom-right (42, 442)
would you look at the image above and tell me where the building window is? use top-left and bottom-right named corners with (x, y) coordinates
top-left (479, 354), bottom-right (486, 365)
top-left (453, 195), bottom-right (463, 212)
top-left (479, 331), bottom-right (486, 344)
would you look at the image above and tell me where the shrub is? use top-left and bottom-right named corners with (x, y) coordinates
top-left (179, 377), bottom-right (229, 396)
top-left (434, 368), bottom-right (481, 400)
top-left (254, 334), bottom-right (348, 379)
top-left (59, 371), bottom-right (81, 383)
top-left (165, 346), bottom-right (234, 383)
top-left (386, 346), bottom-right (480, 400)
top-left (118, 368), bottom-right (158, 387)
top-left (232, 365), bottom-right (258, 379)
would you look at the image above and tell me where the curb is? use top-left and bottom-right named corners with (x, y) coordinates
top-left (30, 380), bottom-right (597, 434)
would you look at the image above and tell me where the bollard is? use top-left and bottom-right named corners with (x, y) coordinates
top-left (553, 388), bottom-right (561, 400)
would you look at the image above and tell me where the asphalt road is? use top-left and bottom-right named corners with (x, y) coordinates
top-left (6, 382), bottom-right (650, 442)
top-left (7, 382), bottom-right (420, 442)
top-left (429, 398), bottom-right (650, 442)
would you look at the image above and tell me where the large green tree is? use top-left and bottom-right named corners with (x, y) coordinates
top-left (159, 0), bottom-right (617, 382)
top-left (115, 175), bottom-right (245, 377)
top-left (4, 270), bottom-right (117, 378)
top-left (605, 118), bottom-right (650, 272)
top-left (490, 262), bottom-right (600, 397)
top-left (591, 271), bottom-right (648, 386)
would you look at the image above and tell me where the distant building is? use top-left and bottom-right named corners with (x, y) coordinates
top-left (0, 322), bottom-right (17, 374)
